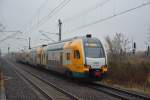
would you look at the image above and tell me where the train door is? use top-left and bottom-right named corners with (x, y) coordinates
top-left (32, 51), bottom-right (36, 65)
top-left (63, 49), bottom-right (73, 76)
top-left (73, 49), bottom-right (84, 73)
top-left (43, 50), bottom-right (48, 69)
top-left (73, 50), bottom-right (81, 65)
top-left (63, 49), bottom-right (72, 66)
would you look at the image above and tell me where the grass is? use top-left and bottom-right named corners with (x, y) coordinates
top-left (0, 63), bottom-right (2, 73)
top-left (0, 65), bottom-right (2, 87)
top-left (0, 60), bottom-right (3, 86)
top-left (0, 65), bottom-right (1, 73)
top-left (103, 53), bottom-right (150, 94)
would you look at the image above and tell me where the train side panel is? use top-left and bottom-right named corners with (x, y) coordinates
top-left (63, 39), bottom-right (89, 77)
top-left (47, 42), bottom-right (65, 73)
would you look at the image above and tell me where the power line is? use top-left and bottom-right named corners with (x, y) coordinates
top-left (27, 0), bottom-right (71, 46)
top-left (0, 30), bottom-right (21, 33)
top-left (65, 1), bottom-right (150, 33)
top-left (63, 0), bottom-right (111, 23)
top-left (39, 19), bottom-right (62, 42)
top-left (39, 0), bottom-right (67, 22)
top-left (32, 0), bottom-right (71, 30)
top-left (41, 33), bottom-right (56, 42)
top-left (0, 31), bottom-right (22, 44)
top-left (26, 0), bottom-right (48, 33)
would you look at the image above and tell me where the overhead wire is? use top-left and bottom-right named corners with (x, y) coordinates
top-left (26, 0), bottom-right (49, 33)
top-left (14, 0), bottom-right (49, 50)
top-left (65, 1), bottom-right (150, 33)
top-left (41, 33), bottom-right (56, 42)
top-left (63, 0), bottom-right (111, 23)
top-left (32, 0), bottom-right (71, 31)
top-left (29, 0), bottom-right (71, 29)
top-left (0, 31), bottom-right (22, 44)
top-left (29, 0), bottom-right (72, 46)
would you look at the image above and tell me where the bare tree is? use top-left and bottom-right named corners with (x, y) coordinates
top-left (146, 28), bottom-right (150, 56)
top-left (105, 33), bottom-right (130, 62)
top-left (145, 28), bottom-right (150, 46)
top-left (148, 29), bottom-right (150, 45)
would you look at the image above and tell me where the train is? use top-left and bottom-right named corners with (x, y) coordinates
top-left (15, 34), bottom-right (108, 81)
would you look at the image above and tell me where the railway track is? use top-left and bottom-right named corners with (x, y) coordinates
top-left (7, 60), bottom-right (81, 100)
top-left (14, 61), bottom-right (150, 100)
top-left (87, 83), bottom-right (150, 100)
top-left (6, 59), bottom-right (150, 100)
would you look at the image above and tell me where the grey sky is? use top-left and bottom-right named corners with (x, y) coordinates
top-left (0, 0), bottom-right (150, 53)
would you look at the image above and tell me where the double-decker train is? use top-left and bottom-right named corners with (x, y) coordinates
top-left (15, 35), bottom-right (108, 81)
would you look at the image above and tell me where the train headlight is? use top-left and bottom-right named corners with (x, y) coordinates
top-left (101, 65), bottom-right (108, 72)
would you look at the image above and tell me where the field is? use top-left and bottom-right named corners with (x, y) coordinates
top-left (0, 63), bottom-right (2, 87)
top-left (103, 52), bottom-right (150, 94)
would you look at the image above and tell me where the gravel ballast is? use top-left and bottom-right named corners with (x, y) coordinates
top-left (2, 59), bottom-right (43, 100)
top-left (14, 61), bottom-right (119, 100)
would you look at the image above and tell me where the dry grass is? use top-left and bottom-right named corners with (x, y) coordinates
top-left (0, 65), bottom-right (2, 87)
top-left (108, 61), bottom-right (150, 84)
top-left (0, 61), bottom-right (3, 81)
top-left (0, 65), bottom-right (2, 74)
top-left (0, 63), bottom-right (2, 76)
top-left (105, 53), bottom-right (150, 94)
top-left (0, 65), bottom-right (1, 72)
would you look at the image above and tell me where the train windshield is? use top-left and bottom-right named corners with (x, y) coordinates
top-left (84, 38), bottom-right (105, 58)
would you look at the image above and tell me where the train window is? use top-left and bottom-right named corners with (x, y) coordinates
top-left (66, 53), bottom-right (70, 60)
top-left (74, 50), bottom-right (80, 59)
top-left (84, 38), bottom-right (105, 58)
top-left (85, 47), bottom-right (105, 58)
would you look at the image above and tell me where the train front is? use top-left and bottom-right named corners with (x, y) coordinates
top-left (83, 35), bottom-right (108, 80)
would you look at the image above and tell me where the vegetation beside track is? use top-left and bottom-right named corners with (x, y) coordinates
top-left (0, 59), bottom-right (2, 72)
top-left (0, 58), bottom-right (4, 87)
top-left (103, 55), bottom-right (150, 94)
top-left (104, 33), bottom-right (150, 94)
top-left (0, 63), bottom-right (2, 87)
top-left (0, 65), bottom-right (1, 73)
top-left (109, 55), bottom-right (149, 84)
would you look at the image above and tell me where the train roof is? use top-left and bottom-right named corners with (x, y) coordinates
top-left (47, 36), bottom-right (100, 46)
top-left (28, 35), bottom-right (101, 50)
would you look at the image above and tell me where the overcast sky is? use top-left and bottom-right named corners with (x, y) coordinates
top-left (0, 0), bottom-right (150, 53)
